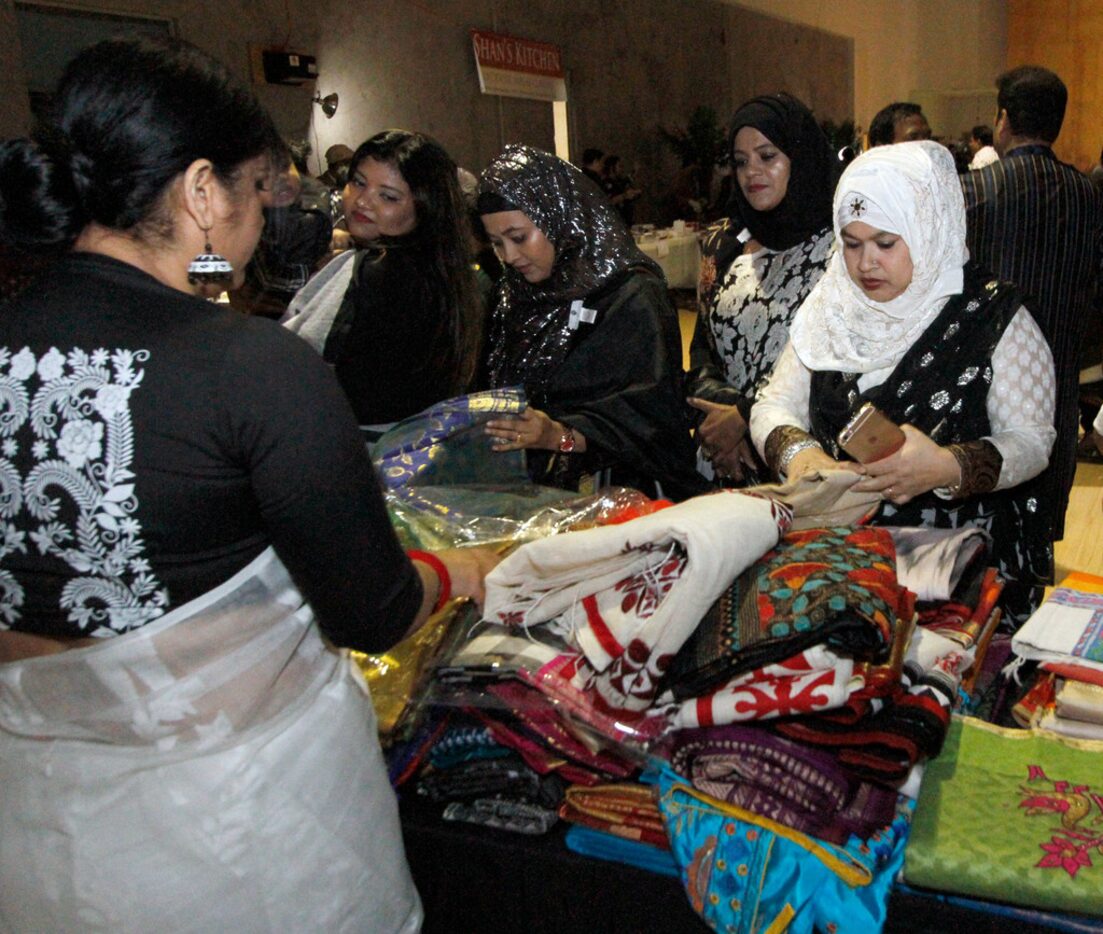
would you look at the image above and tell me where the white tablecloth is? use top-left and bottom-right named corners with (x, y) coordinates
top-left (635, 229), bottom-right (700, 289)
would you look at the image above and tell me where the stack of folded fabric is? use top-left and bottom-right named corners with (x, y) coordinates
top-left (1011, 572), bottom-right (1103, 740)
top-left (411, 714), bottom-right (566, 836)
top-left (658, 525), bottom-right (906, 731)
top-left (398, 490), bottom-right (1011, 928)
top-left (481, 491), bottom-right (793, 738)
top-left (558, 781), bottom-right (679, 877)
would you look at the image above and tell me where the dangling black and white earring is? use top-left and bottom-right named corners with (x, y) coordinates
top-left (187, 231), bottom-right (233, 286)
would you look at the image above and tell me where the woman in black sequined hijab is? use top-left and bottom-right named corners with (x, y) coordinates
top-left (476, 145), bottom-right (709, 500)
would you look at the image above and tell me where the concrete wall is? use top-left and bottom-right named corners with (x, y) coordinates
top-left (725, 0), bottom-right (1007, 139)
top-left (312, 0), bottom-right (852, 221)
top-left (0, 0), bottom-right (321, 140)
top-left (2, 0), bottom-right (1007, 221)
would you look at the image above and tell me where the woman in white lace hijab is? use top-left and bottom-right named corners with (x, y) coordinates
top-left (750, 140), bottom-right (1056, 624)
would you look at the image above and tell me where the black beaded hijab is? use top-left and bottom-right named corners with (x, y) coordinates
top-left (728, 93), bottom-right (838, 251)
top-left (477, 144), bottom-right (661, 392)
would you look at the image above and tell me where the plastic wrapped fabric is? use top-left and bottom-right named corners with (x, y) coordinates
top-left (385, 484), bottom-right (659, 551)
top-left (442, 797), bottom-right (560, 835)
top-left (417, 754), bottom-right (546, 804)
top-left (353, 600), bottom-right (475, 739)
top-left (428, 721), bottom-right (510, 769)
top-left (372, 387), bottom-right (529, 490)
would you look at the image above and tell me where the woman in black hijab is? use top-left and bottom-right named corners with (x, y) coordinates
top-left (687, 93), bottom-right (838, 484)
top-left (477, 145), bottom-right (708, 500)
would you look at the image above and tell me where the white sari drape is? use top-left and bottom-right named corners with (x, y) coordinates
top-left (0, 547), bottom-right (421, 933)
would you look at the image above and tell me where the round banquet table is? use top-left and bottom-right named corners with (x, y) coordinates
top-left (634, 228), bottom-right (701, 290)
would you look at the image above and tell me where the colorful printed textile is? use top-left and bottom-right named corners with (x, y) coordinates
top-left (468, 680), bottom-right (637, 786)
top-left (662, 646), bottom-right (858, 730)
top-left (564, 825), bottom-right (680, 878)
top-left (775, 627), bottom-right (968, 786)
top-left (655, 767), bottom-right (911, 934)
top-left (670, 724), bottom-right (899, 846)
top-left (1013, 573), bottom-right (1103, 675)
top-left (905, 716), bottom-right (1103, 916)
top-left (918, 566), bottom-right (1003, 650)
top-left (671, 725), bottom-right (847, 841)
top-left (373, 388), bottom-right (528, 489)
top-left (559, 782), bottom-right (669, 848)
top-left (1018, 676), bottom-right (1103, 741)
top-left (484, 491), bottom-right (791, 712)
top-left (1043, 662), bottom-right (1103, 690)
top-left (664, 526), bottom-right (903, 701)
top-left (428, 723), bottom-right (508, 769)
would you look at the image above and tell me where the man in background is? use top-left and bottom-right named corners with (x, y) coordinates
top-left (961, 65), bottom-right (1103, 562)
top-left (867, 101), bottom-right (931, 146)
top-left (967, 124), bottom-right (999, 169)
top-left (317, 143), bottom-right (355, 191)
top-left (581, 148), bottom-right (605, 186)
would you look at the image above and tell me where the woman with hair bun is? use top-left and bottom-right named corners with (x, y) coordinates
top-left (0, 35), bottom-right (496, 931)
top-left (283, 129), bottom-right (483, 436)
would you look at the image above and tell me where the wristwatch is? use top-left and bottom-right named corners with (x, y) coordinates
top-left (557, 426), bottom-right (576, 454)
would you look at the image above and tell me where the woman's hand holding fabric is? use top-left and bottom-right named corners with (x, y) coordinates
top-left (852, 424), bottom-right (961, 505)
top-left (436, 546), bottom-right (502, 610)
top-left (406, 546), bottom-right (501, 638)
top-left (787, 446), bottom-right (849, 482)
top-left (688, 397), bottom-right (757, 480)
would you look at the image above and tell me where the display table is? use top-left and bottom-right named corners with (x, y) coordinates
top-left (400, 795), bottom-right (1095, 933)
top-left (635, 228), bottom-right (700, 289)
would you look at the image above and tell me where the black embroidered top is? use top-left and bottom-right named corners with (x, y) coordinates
top-left (809, 265), bottom-right (1053, 590)
top-left (0, 253), bottom-right (421, 645)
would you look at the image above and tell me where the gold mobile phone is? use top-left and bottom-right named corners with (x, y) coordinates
top-left (837, 403), bottom-right (906, 463)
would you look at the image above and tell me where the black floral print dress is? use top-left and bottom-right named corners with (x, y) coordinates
top-left (688, 222), bottom-right (834, 421)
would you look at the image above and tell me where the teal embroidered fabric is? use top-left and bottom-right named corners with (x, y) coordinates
top-left (655, 765), bottom-right (910, 933)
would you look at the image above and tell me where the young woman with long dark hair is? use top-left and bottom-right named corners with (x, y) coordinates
top-left (283, 129), bottom-right (483, 434)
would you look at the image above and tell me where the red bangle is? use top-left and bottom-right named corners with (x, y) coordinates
top-left (407, 549), bottom-right (452, 613)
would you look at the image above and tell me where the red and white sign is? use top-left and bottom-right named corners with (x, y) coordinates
top-left (470, 29), bottom-right (566, 102)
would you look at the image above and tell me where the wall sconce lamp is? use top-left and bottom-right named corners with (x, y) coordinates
top-left (313, 92), bottom-right (339, 118)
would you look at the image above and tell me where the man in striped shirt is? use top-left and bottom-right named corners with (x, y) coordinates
top-left (961, 65), bottom-right (1103, 554)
